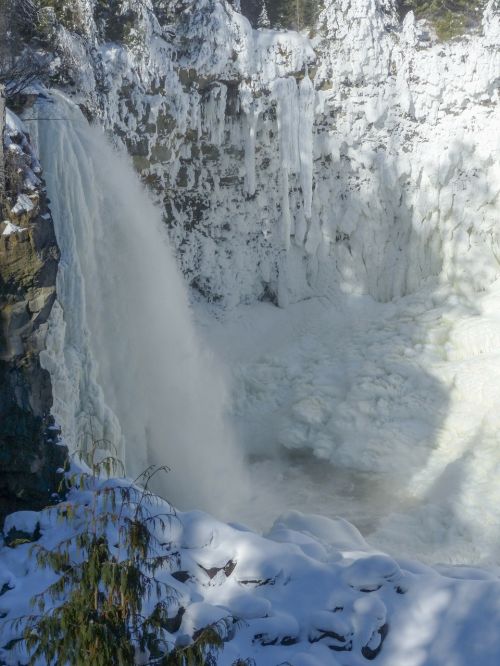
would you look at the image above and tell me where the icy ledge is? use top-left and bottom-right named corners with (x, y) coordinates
top-left (2, 487), bottom-right (500, 665)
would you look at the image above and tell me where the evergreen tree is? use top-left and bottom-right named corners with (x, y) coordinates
top-left (14, 446), bottom-right (227, 665)
top-left (257, 0), bottom-right (270, 28)
top-left (399, 0), bottom-right (485, 40)
top-left (266, 0), bottom-right (321, 31)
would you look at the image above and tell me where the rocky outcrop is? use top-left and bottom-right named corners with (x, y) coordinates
top-left (0, 109), bottom-right (66, 525)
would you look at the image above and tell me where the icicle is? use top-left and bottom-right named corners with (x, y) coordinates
top-left (273, 77), bottom-right (301, 250)
top-left (281, 169), bottom-right (292, 250)
top-left (202, 83), bottom-right (227, 146)
top-left (239, 81), bottom-right (262, 197)
top-left (273, 77), bottom-right (300, 173)
top-left (299, 75), bottom-right (315, 220)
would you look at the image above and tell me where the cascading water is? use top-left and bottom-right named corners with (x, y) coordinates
top-left (30, 92), bottom-right (248, 514)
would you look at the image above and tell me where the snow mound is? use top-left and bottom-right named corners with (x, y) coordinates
top-left (2, 489), bottom-right (500, 665)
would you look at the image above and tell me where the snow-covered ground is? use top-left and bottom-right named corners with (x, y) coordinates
top-left (3, 481), bottom-right (500, 666)
top-left (197, 278), bottom-right (500, 567)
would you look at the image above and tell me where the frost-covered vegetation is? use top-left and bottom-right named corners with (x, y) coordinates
top-left (239, 0), bottom-right (321, 30)
top-left (13, 455), bottom-right (226, 665)
top-left (239, 0), bottom-right (484, 37)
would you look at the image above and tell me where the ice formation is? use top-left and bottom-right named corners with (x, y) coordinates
top-left (30, 93), bottom-right (247, 514)
top-left (48, 0), bottom-right (499, 306)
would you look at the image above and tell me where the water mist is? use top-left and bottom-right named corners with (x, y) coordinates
top-left (31, 92), bottom-right (248, 514)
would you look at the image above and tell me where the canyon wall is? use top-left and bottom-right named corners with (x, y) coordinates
top-left (0, 109), bottom-right (66, 523)
top-left (1, 0), bottom-right (498, 517)
top-left (41, 0), bottom-right (499, 307)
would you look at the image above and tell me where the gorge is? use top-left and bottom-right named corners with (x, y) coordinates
top-left (1, 0), bottom-right (500, 664)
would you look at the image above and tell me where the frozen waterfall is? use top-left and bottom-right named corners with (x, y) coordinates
top-left (30, 92), bottom-right (248, 513)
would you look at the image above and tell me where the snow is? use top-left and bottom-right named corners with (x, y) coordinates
top-left (4, 109), bottom-right (43, 197)
top-left (1, 221), bottom-right (26, 236)
top-left (195, 279), bottom-right (500, 566)
top-left (10, 194), bottom-right (35, 216)
top-left (5, 109), bottom-right (27, 135)
top-left (3, 511), bottom-right (40, 536)
top-left (2, 491), bottom-right (500, 666)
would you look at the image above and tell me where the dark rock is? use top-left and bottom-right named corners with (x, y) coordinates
top-left (361, 622), bottom-right (389, 660)
top-left (163, 606), bottom-right (185, 633)
top-left (197, 558), bottom-right (237, 580)
top-left (171, 570), bottom-right (191, 583)
top-left (4, 521), bottom-right (41, 548)
top-left (0, 114), bottom-right (67, 527)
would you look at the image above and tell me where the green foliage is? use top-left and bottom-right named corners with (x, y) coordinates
top-left (239, 0), bottom-right (321, 32)
top-left (93, 0), bottom-right (140, 44)
top-left (267, 0), bottom-right (322, 31)
top-left (267, 0), bottom-right (321, 30)
top-left (165, 626), bottom-right (223, 666)
top-left (400, 0), bottom-right (485, 40)
top-left (5, 523), bottom-right (41, 548)
top-left (37, 0), bottom-right (86, 35)
top-left (15, 448), bottom-right (225, 666)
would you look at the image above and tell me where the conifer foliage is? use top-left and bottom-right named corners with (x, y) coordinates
top-left (265, 0), bottom-right (321, 31)
top-left (257, 1), bottom-right (270, 28)
top-left (239, 0), bottom-right (321, 31)
top-left (399, 0), bottom-right (485, 39)
top-left (16, 444), bottom-right (226, 665)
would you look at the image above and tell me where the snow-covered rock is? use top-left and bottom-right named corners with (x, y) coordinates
top-left (2, 492), bottom-right (500, 665)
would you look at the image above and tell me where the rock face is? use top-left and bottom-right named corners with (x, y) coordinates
top-left (40, 0), bottom-right (500, 308)
top-left (0, 110), bottom-right (66, 524)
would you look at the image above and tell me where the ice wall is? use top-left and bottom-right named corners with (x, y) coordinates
top-left (45, 0), bottom-right (499, 307)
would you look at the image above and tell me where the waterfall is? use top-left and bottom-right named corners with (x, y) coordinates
top-left (31, 92), bottom-right (247, 513)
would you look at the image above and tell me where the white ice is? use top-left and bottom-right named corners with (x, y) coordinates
top-left (198, 276), bottom-right (500, 567)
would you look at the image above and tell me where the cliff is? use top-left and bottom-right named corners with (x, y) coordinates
top-left (36, 0), bottom-right (499, 307)
top-left (0, 107), bottom-right (66, 523)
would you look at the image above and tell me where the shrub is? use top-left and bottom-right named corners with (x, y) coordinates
top-left (15, 446), bottom-right (225, 665)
